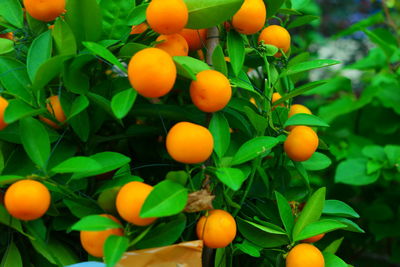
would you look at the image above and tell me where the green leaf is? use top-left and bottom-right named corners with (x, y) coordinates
top-left (19, 117), bottom-right (50, 169)
top-left (64, 54), bottom-right (93, 94)
top-left (173, 56), bottom-right (210, 80)
top-left (323, 200), bottom-right (359, 218)
top-left (209, 112), bottom-right (230, 158)
top-left (52, 157), bottom-right (102, 173)
top-left (323, 237), bottom-right (344, 254)
top-left (281, 59), bottom-right (340, 77)
top-left (242, 219), bottom-right (287, 235)
top-left (104, 235), bottom-right (129, 267)
top-left (0, 205), bottom-right (29, 237)
top-left (212, 44), bottom-right (228, 76)
top-left (288, 15), bottom-right (319, 29)
top-left (227, 30), bottom-right (245, 77)
top-left (267, 0), bottom-right (286, 18)
top-left (0, 0), bottom-right (23, 28)
top-left (292, 187), bottom-right (326, 240)
top-left (111, 89), bottom-right (137, 119)
top-left (127, 3), bottom-right (148, 26)
top-left (0, 242), bottom-right (22, 267)
top-left (32, 55), bottom-right (73, 91)
top-left (136, 214), bottom-right (187, 249)
top-left (235, 240), bottom-right (261, 258)
top-left (243, 106), bottom-right (268, 135)
top-left (141, 180), bottom-right (188, 218)
top-left (384, 145), bottom-right (400, 166)
top-left (329, 217), bottom-right (365, 233)
top-left (184, 0), bottom-right (243, 29)
top-left (69, 110), bottom-right (90, 142)
top-left (63, 198), bottom-right (103, 218)
top-left (68, 95), bottom-right (89, 119)
top-left (335, 158), bottom-right (379, 185)
top-left (27, 31), bottom-right (53, 82)
top-left (275, 191), bottom-right (295, 238)
top-left (323, 252), bottom-right (348, 267)
top-left (100, 0), bottom-right (134, 40)
top-left (0, 57), bottom-right (32, 104)
top-left (294, 219), bottom-right (347, 241)
top-left (70, 215), bottom-right (122, 231)
top-left (215, 167), bottom-right (247, 191)
top-left (284, 113), bottom-right (329, 128)
top-left (65, 0), bottom-right (102, 45)
top-left (83, 41), bottom-right (127, 73)
top-left (52, 19), bottom-right (77, 56)
top-left (71, 152), bottom-right (131, 179)
top-left (0, 38), bottom-right (14, 55)
top-left (302, 152), bottom-right (332, 171)
top-left (273, 80), bottom-right (327, 106)
top-left (237, 218), bottom-right (290, 248)
top-left (119, 42), bottom-right (149, 58)
top-left (231, 136), bottom-right (279, 165)
top-left (4, 99), bottom-right (45, 124)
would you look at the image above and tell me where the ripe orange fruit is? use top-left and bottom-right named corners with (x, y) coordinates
top-left (301, 233), bottom-right (325, 243)
top-left (80, 214), bottom-right (124, 258)
top-left (155, 34), bottom-right (189, 57)
top-left (286, 243), bottom-right (324, 267)
top-left (23, 0), bottom-right (65, 22)
top-left (146, 0), bottom-right (188, 35)
top-left (258, 25), bottom-right (291, 57)
top-left (4, 179), bottom-right (51, 221)
top-left (196, 209), bottom-right (237, 248)
top-left (116, 181), bottom-right (157, 226)
top-left (0, 96), bottom-right (9, 131)
top-left (128, 48), bottom-right (176, 98)
top-left (287, 104), bottom-right (312, 130)
top-left (284, 126), bottom-right (319, 162)
top-left (190, 70), bottom-right (232, 113)
top-left (0, 32), bottom-right (14, 40)
top-left (289, 104), bottom-right (312, 118)
top-left (40, 95), bottom-right (67, 129)
top-left (130, 23), bottom-right (149, 35)
top-left (232, 0), bottom-right (266, 35)
top-left (166, 122), bottom-right (214, 164)
top-left (179, 29), bottom-right (207, 51)
top-left (271, 92), bottom-right (284, 109)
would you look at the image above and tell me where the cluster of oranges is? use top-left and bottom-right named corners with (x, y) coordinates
top-left (272, 93), bottom-right (320, 162)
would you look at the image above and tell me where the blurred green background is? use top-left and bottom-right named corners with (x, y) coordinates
top-left (289, 0), bottom-right (400, 266)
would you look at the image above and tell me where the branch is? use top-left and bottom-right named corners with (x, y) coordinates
top-left (206, 26), bottom-right (220, 66)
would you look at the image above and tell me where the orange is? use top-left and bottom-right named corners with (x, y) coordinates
top-left (146, 0), bottom-right (188, 35)
top-left (0, 32), bottom-right (14, 40)
top-left (286, 243), bottom-right (324, 267)
top-left (301, 233), bottom-right (325, 243)
top-left (0, 96), bottom-right (9, 130)
top-left (190, 70), bottom-right (232, 113)
top-left (116, 181), bottom-right (157, 226)
top-left (272, 92), bottom-right (284, 108)
top-left (155, 33), bottom-right (189, 57)
top-left (179, 29), bottom-right (207, 51)
top-left (166, 122), bottom-right (214, 164)
top-left (23, 0), bottom-right (65, 22)
top-left (80, 214), bottom-right (124, 258)
top-left (289, 104), bottom-right (312, 118)
top-left (130, 23), bottom-right (148, 35)
top-left (284, 126), bottom-right (319, 162)
top-left (4, 179), bottom-right (51, 221)
top-left (287, 104), bottom-right (312, 131)
top-left (40, 95), bottom-right (67, 129)
top-left (128, 48), bottom-right (176, 98)
top-left (258, 25), bottom-right (291, 57)
top-left (196, 209), bottom-right (237, 248)
top-left (232, 0), bottom-right (266, 35)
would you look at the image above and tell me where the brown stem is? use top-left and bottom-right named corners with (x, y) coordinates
top-left (206, 26), bottom-right (220, 65)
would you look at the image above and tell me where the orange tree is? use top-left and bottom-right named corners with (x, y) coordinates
top-left (0, 0), bottom-right (363, 266)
